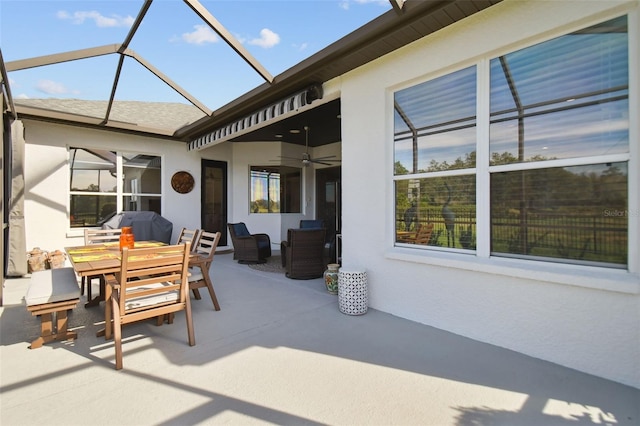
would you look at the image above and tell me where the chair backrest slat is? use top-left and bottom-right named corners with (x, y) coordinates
top-left (194, 231), bottom-right (221, 262)
top-left (108, 241), bottom-right (194, 370)
top-left (414, 223), bottom-right (434, 245)
top-left (85, 228), bottom-right (122, 245)
top-left (118, 243), bottom-right (191, 315)
top-left (176, 228), bottom-right (201, 252)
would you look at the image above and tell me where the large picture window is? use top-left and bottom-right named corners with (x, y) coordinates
top-left (69, 148), bottom-right (162, 227)
top-left (394, 66), bottom-right (477, 249)
top-left (394, 15), bottom-right (629, 268)
top-left (250, 166), bottom-right (301, 213)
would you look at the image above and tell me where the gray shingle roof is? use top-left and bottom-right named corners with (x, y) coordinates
top-left (13, 98), bottom-right (205, 132)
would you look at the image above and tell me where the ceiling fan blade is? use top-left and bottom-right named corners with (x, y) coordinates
top-left (278, 155), bottom-right (302, 160)
top-left (310, 159), bottom-right (335, 166)
top-left (313, 155), bottom-right (338, 160)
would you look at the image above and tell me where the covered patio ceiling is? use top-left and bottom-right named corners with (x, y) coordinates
top-left (2, 0), bottom-right (503, 149)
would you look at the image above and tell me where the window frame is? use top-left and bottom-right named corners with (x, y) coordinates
top-left (389, 11), bottom-right (638, 290)
top-left (249, 165), bottom-right (303, 214)
top-left (68, 147), bottom-right (163, 228)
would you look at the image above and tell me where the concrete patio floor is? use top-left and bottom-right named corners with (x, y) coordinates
top-left (1, 251), bottom-right (638, 426)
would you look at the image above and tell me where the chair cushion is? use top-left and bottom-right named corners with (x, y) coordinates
top-left (124, 282), bottom-right (179, 310)
top-left (26, 268), bottom-right (80, 306)
top-left (232, 223), bottom-right (250, 237)
top-left (300, 220), bottom-right (324, 229)
top-left (188, 267), bottom-right (204, 282)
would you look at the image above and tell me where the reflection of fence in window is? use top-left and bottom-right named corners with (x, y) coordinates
top-left (396, 209), bottom-right (626, 263)
top-left (70, 217), bottom-right (86, 227)
top-left (491, 214), bottom-right (626, 265)
top-left (396, 208), bottom-right (476, 249)
top-left (71, 212), bottom-right (102, 227)
top-left (70, 194), bottom-right (117, 227)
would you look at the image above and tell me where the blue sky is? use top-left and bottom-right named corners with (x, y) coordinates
top-left (1, 0), bottom-right (390, 110)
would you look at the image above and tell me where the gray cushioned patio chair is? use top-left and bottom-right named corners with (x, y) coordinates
top-left (281, 228), bottom-right (326, 279)
top-left (228, 222), bottom-right (272, 264)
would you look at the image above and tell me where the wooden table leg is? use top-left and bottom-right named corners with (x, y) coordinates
top-left (85, 276), bottom-right (106, 308)
top-left (191, 288), bottom-right (202, 300)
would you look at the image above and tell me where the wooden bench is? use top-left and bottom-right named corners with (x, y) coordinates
top-left (25, 268), bottom-right (80, 349)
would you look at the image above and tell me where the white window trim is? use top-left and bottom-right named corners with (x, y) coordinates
top-left (67, 147), bottom-right (163, 235)
top-left (386, 248), bottom-right (639, 295)
top-left (388, 11), bottom-right (639, 294)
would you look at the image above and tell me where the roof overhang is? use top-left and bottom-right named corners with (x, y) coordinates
top-left (14, 104), bottom-right (182, 140)
top-left (178, 0), bottom-right (503, 147)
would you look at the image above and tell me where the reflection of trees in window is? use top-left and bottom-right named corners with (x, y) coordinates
top-left (488, 15), bottom-right (628, 265)
top-left (393, 66), bottom-right (478, 249)
top-left (489, 15), bottom-right (628, 165)
top-left (69, 148), bottom-right (161, 227)
top-left (393, 15), bottom-right (629, 267)
top-left (250, 166), bottom-right (301, 213)
top-left (395, 175), bottom-right (476, 249)
top-left (491, 163), bottom-right (627, 264)
top-left (394, 66), bottom-right (477, 175)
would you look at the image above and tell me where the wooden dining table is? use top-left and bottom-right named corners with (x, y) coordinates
top-left (65, 241), bottom-right (168, 307)
top-left (65, 240), bottom-right (216, 337)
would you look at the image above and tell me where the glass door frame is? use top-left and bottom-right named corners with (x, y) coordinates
top-left (201, 159), bottom-right (228, 247)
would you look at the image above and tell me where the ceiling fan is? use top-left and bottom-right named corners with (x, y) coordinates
top-left (278, 126), bottom-right (341, 167)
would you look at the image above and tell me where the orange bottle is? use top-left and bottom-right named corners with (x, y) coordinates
top-left (119, 226), bottom-right (135, 250)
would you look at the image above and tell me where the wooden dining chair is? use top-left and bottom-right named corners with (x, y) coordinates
top-left (176, 227), bottom-right (201, 252)
top-left (104, 242), bottom-right (193, 370)
top-left (414, 223), bottom-right (435, 245)
top-left (188, 231), bottom-right (222, 310)
top-left (397, 223), bottom-right (434, 245)
top-left (82, 228), bottom-right (122, 303)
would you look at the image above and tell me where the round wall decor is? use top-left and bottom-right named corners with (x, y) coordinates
top-left (171, 171), bottom-right (195, 194)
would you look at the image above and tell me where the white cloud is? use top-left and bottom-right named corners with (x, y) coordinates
top-left (36, 80), bottom-right (69, 95)
top-left (16, 94), bottom-right (30, 99)
top-left (340, 0), bottom-right (388, 10)
top-left (248, 28), bottom-right (280, 48)
top-left (182, 25), bottom-right (219, 45)
top-left (353, 0), bottom-right (389, 5)
top-left (293, 42), bottom-right (309, 52)
top-left (57, 10), bottom-right (134, 28)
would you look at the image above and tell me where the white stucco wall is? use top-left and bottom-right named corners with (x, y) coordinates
top-left (22, 120), bottom-right (203, 250)
top-left (225, 140), bottom-right (340, 246)
top-left (338, 0), bottom-right (640, 388)
top-left (20, 118), bottom-right (342, 253)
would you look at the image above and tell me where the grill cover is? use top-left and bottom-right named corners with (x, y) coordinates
top-left (102, 211), bottom-right (173, 244)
